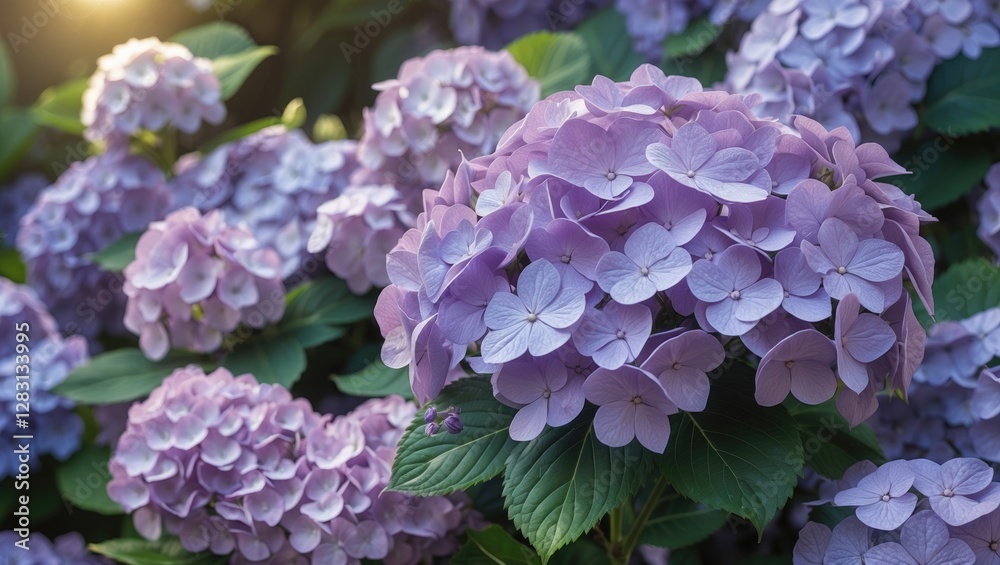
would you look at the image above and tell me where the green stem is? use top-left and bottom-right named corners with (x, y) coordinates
top-left (619, 479), bottom-right (668, 563)
top-left (609, 505), bottom-right (626, 565)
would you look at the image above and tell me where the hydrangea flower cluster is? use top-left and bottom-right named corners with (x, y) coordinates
top-left (978, 163), bottom-right (1000, 257)
top-left (352, 46), bottom-right (539, 207)
top-left (17, 149), bottom-right (172, 339)
top-left (795, 458), bottom-right (1000, 564)
top-left (123, 207), bottom-right (285, 361)
top-left (107, 366), bottom-right (475, 564)
top-left (170, 126), bottom-right (360, 279)
top-left (872, 380), bottom-right (978, 463)
top-left (726, 0), bottom-right (1000, 148)
top-left (308, 47), bottom-right (539, 294)
top-left (0, 172), bottom-right (48, 244)
top-left (0, 530), bottom-right (110, 564)
top-left (916, 307), bottom-right (1000, 388)
top-left (82, 37), bottom-right (225, 143)
top-left (0, 278), bottom-right (88, 478)
top-left (376, 65), bottom-right (934, 454)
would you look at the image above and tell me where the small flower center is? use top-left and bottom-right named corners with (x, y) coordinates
top-left (542, 389), bottom-right (551, 399)
top-left (640, 267), bottom-right (649, 276)
top-left (631, 395), bottom-right (643, 405)
top-left (527, 313), bottom-right (538, 323)
top-left (881, 494), bottom-right (891, 502)
top-left (837, 266), bottom-right (847, 275)
top-left (771, 180), bottom-right (778, 188)
top-left (606, 172), bottom-right (617, 180)
top-left (617, 226), bottom-right (628, 235)
top-left (672, 362), bottom-right (682, 370)
top-left (785, 360), bottom-right (794, 369)
top-left (943, 488), bottom-right (954, 497)
top-left (686, 169), bottom-right (696, 178)
top-left (730, 290), bottom-right (741, 300)
top-left (616, 330), bottom-right (626, 340)
top-left (783, 290), bottom-right (790, 298)
top-left (560, 254), bottom-right (571, 264)
top-left (705, 251), bottom-right (714, 260)
top-left (991, 541), bottom-right (998, 552)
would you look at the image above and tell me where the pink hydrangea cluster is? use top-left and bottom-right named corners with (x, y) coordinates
top-left (376, 65), bottom-right (934, 454)
top-left (108, 366), bottom-right (475, 564)
top-left (82, 37), bottom-right (225, 143)
top-left (17, 149), bottom-right (172, 339)
top-left (170, 126), bottom-right (360, 279)
top-left (123, 207), bottom-right (285, 361)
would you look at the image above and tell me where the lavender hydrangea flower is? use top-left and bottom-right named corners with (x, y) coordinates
top-left (493, 356), bottom-right (585, 441)
top-left (910, 458), bottom-right (1000, 526)
top-left (835, 460), bottom-right (919, 530)
top-left (18, 149), bottom-right (172, 339)
top-left (583, 365), bottom-right (677, 453)
top-left (0, 531), bottom-right (110, 564)
top-left (123, 207), bottom-right (285, 360)
top-left (108, 366), bottom-right (476, 563)
top-left (172, 126), bottom-right (360, 280)
top-left (82, 37), bottom-right (224, 143)
top-left (865, 510), bottom-right (975, 564)
top-left (375, 65), bottom-right (932, 452)
top-left (977, 163), bottom-right (1000, 257)
top-left (950, 509), bottom-right (1000, 563)
top-left (0, 278), bottom-right (88, 478)
top-left (0, 173), bottom-right (47, 244)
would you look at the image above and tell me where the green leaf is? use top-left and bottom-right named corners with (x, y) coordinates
top-left (85, 231), bottom-right (141, 272)
top-left (506, 32), bottom-right (592, 98)
top-left (282, 35), bottom-right (350, 116)
top-left (32, 78), bottom-right (87, 135)
top-left (389, 377), bottom-right (517, 495)
top-left (661, 366), bottom-right (805, 534)
top-left (453, 525), bottom-right (541, 565)
top-left (283, 324), bottom-right (346, 349)
top-left (0, 41), bottom-right (14, 107)
top-left (809, 503), bottom-right (855, 529)
top-left (576, 9), bottom-right (644, 82)
top-left (663, 17), bottom-right (721, 59)
top-left (549, 538), bottom-right (611, 565)
top-left (503, 410), bottom-right (655, 562)
top-left (170, 22), bottom-right (277, 100)
top-left (887, 137), bottom-right (993, 210)
top-left (280, 277), bottom-right (375, 329)
top-left (55, 446), bottom-right (122, 515)
top-left (89, 538), bottom-right (223, 565)
top-left (54, 349), bottom-right (208, 404)
top-left (786, 400), bottom-right (884, 480)
top-left (170, 21), bottom-right (257, 60)
top-left (212, 46), bottom-right (278, 100)
top-left (923, 48), bottom-right (1000, 136)
top-left (332, 358), bottom-right (413, 399)
top-left (0, 109), bottom-right (38, 179)
top-left (659, 48), bottom-right (726, 88)
top-left (222, 335), bottom-right (306, 388)
top-left (200, 116), bottom-right (283, 153)
top-left (297, 0), bottom-right (415, 51)
top-left (639, 496), bottom-right (728, 549)
top-left (916, 258), bottom-right (1000, 326)
top-left (0, 247), bottom-right (26, 283)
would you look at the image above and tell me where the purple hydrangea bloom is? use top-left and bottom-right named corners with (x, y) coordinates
top-left (82, 37), bottom-right (224, 144)
top-left (0, 530), bottom-right (110, 564)
top-left (18, 149), bottom-right (172, 339)
top-left (835, 460), bottom-right (919, 530)
top-left (0, 173), bottom-right (48, 244)
top-left (949, 509), bottom-right (1000, 563)
top-left (108, 366), bottom-right (476, 564)
top-left (123, 207), bottom-right (285, 360)
top-left (865, 510), bottom-right (976, 564)
top-left (911, 458), bottom-right (1000, 526)
top-left (582, 365), bottom-right (677, 453)
top-left (375, 65), bottom-right (932, 452)
top-left (493, 356), bottom-right (585, 440)
top-left (172, 126), bottom-right (360, 280)
top-left (977, 163), bottom-right (1000, 257)
top-left (0, 278), bottom-right (88, 478)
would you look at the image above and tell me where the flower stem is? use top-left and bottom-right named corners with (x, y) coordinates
top-left (619, 478), bottom-right (668, 563)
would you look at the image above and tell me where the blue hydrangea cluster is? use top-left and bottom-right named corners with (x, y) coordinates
top-left (0, 278), bottom-right (88, 479)
top-left (978, 163), bottom-right (1000, 257)
top-left (376, 65), bottom-right (934, 454)
top-left (82, 37), bottom-right (225, 144)
top-left (108, 366), bottom-right (476, 564)
top-left (123, 207), bottom-right (286, 361)
top-left (0, 530), bottom-right (110, 564)
top-left (872, 380), bottom-right (978, 464)
top-left (0, 172), bottom-right (48, 245)
top-left (727, 0), bottom-right (1000, 149)
top-left (170, 126), bottom-right (360, 279)
top-left (17, 149), bottom-right (172, 339)
top-left (796, 458), bottom-right (1000, 563)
